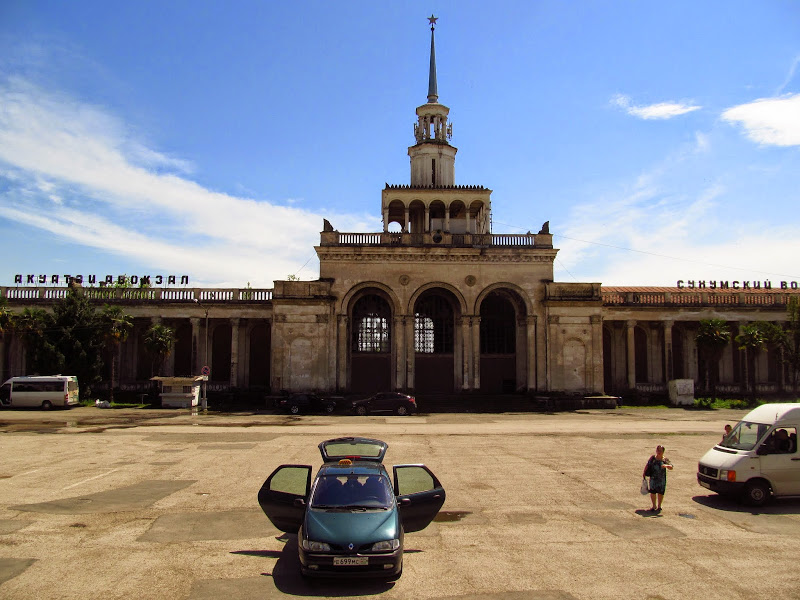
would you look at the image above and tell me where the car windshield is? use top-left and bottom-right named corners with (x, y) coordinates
top-left (310, 474), bottom-right (393, 509)
top-left (719, 421), bottom-right (771, 451)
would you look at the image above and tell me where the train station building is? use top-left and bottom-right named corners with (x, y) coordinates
top-left (2, 22), bottom-right (798, 403)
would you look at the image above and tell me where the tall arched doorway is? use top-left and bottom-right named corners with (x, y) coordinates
top-left (414, 290), bottom-right (456, 393)
top-left (173, 321), bottom-right (193, 377)
top-left (211, 322), bottom-right (232, 384)
top-left (350, 293), bottom-right (392, 394)
top-left (479, 290), bottom-right (518, 393)
top-left (249, 323), bottom-right (270, 388)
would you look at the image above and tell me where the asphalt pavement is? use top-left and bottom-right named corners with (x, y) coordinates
top-left (0, 405), bottom-right (797, 600)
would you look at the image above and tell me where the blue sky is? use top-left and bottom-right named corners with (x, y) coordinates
top-left (1, 1), bottom-right (798, 289)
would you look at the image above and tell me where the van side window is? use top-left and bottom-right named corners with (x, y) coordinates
top-left (15, 381), bottom-right (63, 392)
top-left (766, 428), bottom-right (797, 454)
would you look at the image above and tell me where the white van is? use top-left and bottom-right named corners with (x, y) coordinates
top-left (0, 375), bottom-right (80, 409)
top-left (697, 403), bottom-right (800, 506)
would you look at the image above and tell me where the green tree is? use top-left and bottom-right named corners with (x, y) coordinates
top-left (0, 299), bottom-right (13, 335)
top-left (0, 299), bottom-right (15, 381)
top-left (15, 307), bottom-right (61, 375)
top-left (735, 321), bottom-right (784, 400)
top-left (696, 319), bottom-right (731, 399)
top-left (143, 323), bottom-right (176, 376)
top-left (51, 290), bottom-right (106, 394)
top-left (99, 305), bottom-right (134, 403)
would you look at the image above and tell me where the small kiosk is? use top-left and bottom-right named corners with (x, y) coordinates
top-left (150, 376), bottom-right (204, 408)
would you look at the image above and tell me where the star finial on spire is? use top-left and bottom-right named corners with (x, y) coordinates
top-left (428, 14), bottom-right (438, 29)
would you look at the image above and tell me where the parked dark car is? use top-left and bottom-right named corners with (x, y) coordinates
top-left (258, 437), bottom-right (445, 579)
top-left (352, 392), bottom-right (416, 416)
top-left (277, 393), bottom-right (339, 415)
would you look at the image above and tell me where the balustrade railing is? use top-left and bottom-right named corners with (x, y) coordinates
top-left (602, 290), bottom-right (797, 308)
top-left (2, 287), bottom-right (273, 304)
top-left (323, 231), bottom-right (546, 248)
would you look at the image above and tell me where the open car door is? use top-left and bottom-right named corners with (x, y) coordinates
top-left (257, 464), bottom-right (312, 533)
top-left (393, 464), bottom-right (446, 533)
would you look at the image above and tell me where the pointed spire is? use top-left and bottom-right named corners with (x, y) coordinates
top-left (427, 14), bottom-right (438, 103)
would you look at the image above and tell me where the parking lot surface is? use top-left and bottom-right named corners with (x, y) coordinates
top-left (0, 406), bottom-right (798, 599)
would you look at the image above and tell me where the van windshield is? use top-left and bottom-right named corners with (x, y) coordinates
top-left (720, 421), bottom-right (771, 451)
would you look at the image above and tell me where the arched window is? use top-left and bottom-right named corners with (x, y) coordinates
top-left (352, 295), bottom-right (391, 353)
top-left (414, 294), bottom-right (453, 354)
top-left (480, 292), bottom-right (516, 354)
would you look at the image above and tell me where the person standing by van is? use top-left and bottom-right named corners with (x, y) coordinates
top-left (643, 445), bottom-right (673, 512)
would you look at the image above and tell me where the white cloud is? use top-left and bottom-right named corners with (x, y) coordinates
top-left (612, 94), bottom-right (701, 120)
top-left (722, 93), bottom-right (800, 147)
top-left (0, 77), bottom-right (380, 287)
top-left (554, 141), bottom-right (800, 286)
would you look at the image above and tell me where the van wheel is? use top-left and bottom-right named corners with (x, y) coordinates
top-left (41, 400), bottom-right (53, 410)
top-left (744, 480), bottom-right (770, 506)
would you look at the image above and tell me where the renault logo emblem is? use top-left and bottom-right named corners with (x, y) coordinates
top-left (348, 543), bottom-right (354, 550)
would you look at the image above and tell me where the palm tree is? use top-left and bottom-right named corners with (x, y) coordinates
top-left (99, 305), bottom-right (133, 404)
top-left (15, 307), bottom-right (57, 374)
top-left (696, 319), bottom-right (731, 399)
top-left (0, 301), bottom-right (14, 381)
top-left (143, 323), bottom-right (176, 376)
top-left (736, 321), bottom-right (785, 400)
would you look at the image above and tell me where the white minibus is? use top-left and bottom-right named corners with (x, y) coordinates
top-left (0, 375), bottom-right (80, 409)
top-left (697, 403), bottom-right (800, 506)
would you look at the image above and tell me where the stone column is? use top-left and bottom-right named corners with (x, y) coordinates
top-left (394, 315), bottom-right (406, 389)
top-left (460, 316), bottom-right (470, 390)
top-left (626, 320), bottom-right (637, 390)
top-left (406, 315), bottom-right (416, 390)
top-left (591, 315), bottom-right (603, 393)
top-left (190, 318), bottom-right (201, 375)
top-left (337, 314), bottom-right (348, 392)
top-left (445, 210), bottom-right (451, 233)
top-left (404, 207), bottom-right (410, 233)
top-left (230, 318), bottom-right (240, 388)
top-left (472, 316), bottom-right (481, 390)
top-left (383, 207), bottom-right (389, 232)
top-left (466, 211), bottom-right (471, 234)
top-left (527, 315), bottom-right (537, 391)
top-left (424, 206), bottom-right (430, 233)
top-left (663, 320), bottom-right (673, 382)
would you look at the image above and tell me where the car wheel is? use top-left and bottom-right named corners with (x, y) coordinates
top-left (324, 404), bottom-right (335, 414)
top-left (355, 405), bottom-right (368, 416)
top-left (41, 400), bottom-right (53, 410)
top-left (743, 480), bottom-right (770, 506)
top-left (395, 405), bottom-right (408, 416)
top-left (289, 404), bottom-right (301, 415)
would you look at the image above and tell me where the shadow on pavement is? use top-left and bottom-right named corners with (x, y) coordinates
top-left (692, 494), bottom-right (800, 515)
top-left (240, 535), bottom-right (395, 597)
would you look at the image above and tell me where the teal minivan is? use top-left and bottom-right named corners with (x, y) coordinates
top-left (258, 437), bottom-right (445, 579)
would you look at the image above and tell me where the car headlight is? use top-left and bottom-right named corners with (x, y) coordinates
top-left (719, 470), bottom-right (736, 482)
top-left (369, 539), bottom-right (400, 552)
top-left (302, 540), bottom-right (331, 552)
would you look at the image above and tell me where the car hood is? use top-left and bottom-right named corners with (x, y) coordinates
top-left (699, 446), bottom-right (749, 469)
top-left (304, 507), bottom-right (398, 545)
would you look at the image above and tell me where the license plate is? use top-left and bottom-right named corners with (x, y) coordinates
top-left (333, 556), bottom-right (368, 566)
top-left (699, 480), bottom-right (710, 489)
